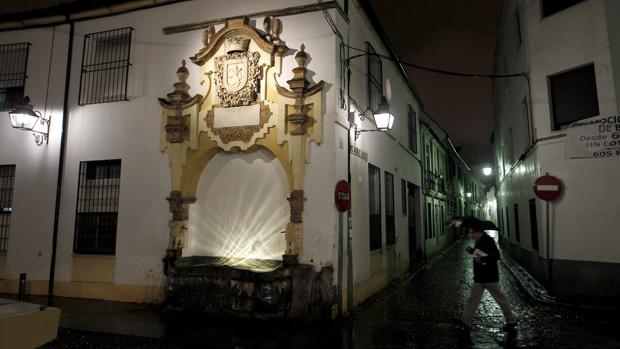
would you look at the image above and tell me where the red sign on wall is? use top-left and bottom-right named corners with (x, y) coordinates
top-left (533, 175), bottom-right (562, 201)
top-left (335, 180), bottom-right (351, 212)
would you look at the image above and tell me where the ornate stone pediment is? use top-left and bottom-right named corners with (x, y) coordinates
top-left (159, 16), bottom-right (325, 262)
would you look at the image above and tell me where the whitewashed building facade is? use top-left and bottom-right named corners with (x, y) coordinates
top-left (0, 0), bottom-right (450, 316)
top-left (493, 0), bottom-right (620, 298)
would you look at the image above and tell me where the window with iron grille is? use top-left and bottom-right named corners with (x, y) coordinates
top-left (73, 160), bottom-right (121, 255)
top-left (366, 42), bottom-right (383, 111)
top-left (368, 164), bottom-right (382, 251)
top-left (385, 171), bottom-right (395, 246)
top-left (79, 27), bottom-right (133, 105)
top-left (0, 43), bottom-right (30, 111)
top-left (549, 64), bottom-right (599, 130)
top-left (0, 165), bottom-right (16, 253)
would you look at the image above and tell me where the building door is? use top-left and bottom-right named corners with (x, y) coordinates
top-left (407, 182), bottom-right (421, 264)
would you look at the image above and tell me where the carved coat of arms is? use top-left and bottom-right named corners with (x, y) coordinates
top-left (214, 36), bottom-right (261, 107)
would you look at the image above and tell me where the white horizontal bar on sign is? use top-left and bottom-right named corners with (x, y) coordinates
top-left (536, 185), bottom-right (559, 191)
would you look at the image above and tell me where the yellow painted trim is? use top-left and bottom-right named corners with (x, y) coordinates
top-left (71, 255), bottom-right (115, 283)
top-left (0, 279), bottom-right (164, 303)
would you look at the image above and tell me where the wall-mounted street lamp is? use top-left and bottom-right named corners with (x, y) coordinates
top-left (9, 96), bottom-right (50, 145)
top-left (483, 167), bottom-right (492, 176)
top-left (354, 96), bottom-right (395, 140)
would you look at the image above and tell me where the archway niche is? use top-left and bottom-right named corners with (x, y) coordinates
top-left (185, 147), bottom-right (289, 264)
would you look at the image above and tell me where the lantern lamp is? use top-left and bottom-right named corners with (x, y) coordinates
top-left (354, 96), bottom-right (395, 140)
top-left (8, 96), bottom-right (50, 145)
top-left (374, 96), bottom-right (394, 131)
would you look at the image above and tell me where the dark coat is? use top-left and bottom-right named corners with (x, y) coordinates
top-left (470, 233), bottom-right (500, 283)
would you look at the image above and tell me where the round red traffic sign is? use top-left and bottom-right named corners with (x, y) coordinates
top-left (335, 180), bottom-right (351, 212)
top-left (533, 175), bottom-right (562, 201)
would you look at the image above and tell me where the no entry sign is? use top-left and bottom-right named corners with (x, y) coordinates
top-left (533, 175), bottom-right (562, 201)
top-left (335, 180), bottom-right (351, 212)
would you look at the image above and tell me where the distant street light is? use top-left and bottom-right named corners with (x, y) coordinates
top-left (466, 192), bottom-right (472, 198)
top-left (483, 167), bottom-right (492, 176)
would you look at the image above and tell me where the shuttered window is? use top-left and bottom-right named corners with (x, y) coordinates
top-left (549, 64), bottom-right (599, 130)
top-left (366, 42), bottom-right (383, 111)
top-left (385, 171), bottom-right (395, 246)
top-left (408, 105), bottom-right (418, 153)
top-left (368, 164), bottom-right (382, 251)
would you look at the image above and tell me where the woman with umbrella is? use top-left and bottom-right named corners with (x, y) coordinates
top-left (447, 216), bottom-right (517, 332)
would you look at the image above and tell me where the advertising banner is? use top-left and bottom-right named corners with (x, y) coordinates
top-left (566, 115), bottom-right (620, 158)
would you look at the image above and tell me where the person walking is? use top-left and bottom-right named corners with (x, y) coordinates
top-left (462, 225), bottom-right (517, 332)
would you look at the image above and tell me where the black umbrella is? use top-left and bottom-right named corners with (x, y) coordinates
top-left (444, 216), bottom-right (500, 231)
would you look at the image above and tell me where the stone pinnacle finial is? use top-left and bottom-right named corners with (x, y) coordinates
top-left (295, 44), bottom-right (308, 67)
top-left (177, 60), bottom-right (189, 83)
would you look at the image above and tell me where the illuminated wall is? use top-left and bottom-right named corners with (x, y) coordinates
top-left (186, 148), bottom-right (288, 261)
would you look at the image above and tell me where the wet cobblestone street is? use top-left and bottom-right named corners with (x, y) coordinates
top-left (45, 239), bottom-right (620, 348)
top-left (349, 239), bottom-right (619, 348)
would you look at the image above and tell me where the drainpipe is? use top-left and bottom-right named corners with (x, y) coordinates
top-left (48, 20), bottom-right (74, 306)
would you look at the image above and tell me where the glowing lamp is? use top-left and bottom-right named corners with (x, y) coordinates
top-left (8, 96), bottom-right (50, 145)
top-left (466, 192), bottom-right (472, 198)
top-left (374, 96), bottom-right (394, 131)
top-left (483, 167), bottom-right (492, 176)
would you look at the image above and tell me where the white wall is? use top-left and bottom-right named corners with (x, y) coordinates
top-left (335, 1), bottom-right (423, 292)
top-left (0, 0), bottom-right (340, 291)
top-left (494, 0), bottom-right (620, 264)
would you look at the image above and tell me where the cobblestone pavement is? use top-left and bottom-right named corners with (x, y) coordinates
top-left (45, 239), bottom-right (620, 348)
top-left (350, 239), bottom-right (619, 348)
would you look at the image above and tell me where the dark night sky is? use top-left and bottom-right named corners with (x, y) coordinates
top-left (368, 0), bottom-right (503, 165)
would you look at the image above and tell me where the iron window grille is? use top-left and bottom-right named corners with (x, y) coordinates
top-left (0, 165), bottom-right (16, 253)
top-left (366, 42), bottom-right (383, 112)
top-left (79, 27), bottom-right (133, 105)
top-left (0, 43), bottom-right (30, 111)
top-left (73, 160), bottom-right (121, 255)
top-left (549, 64), bottom-right (599, 130)
top-left (385, 171), bottom-right (395, 246)
top-left (368, 164), bottom-right (382, 251)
